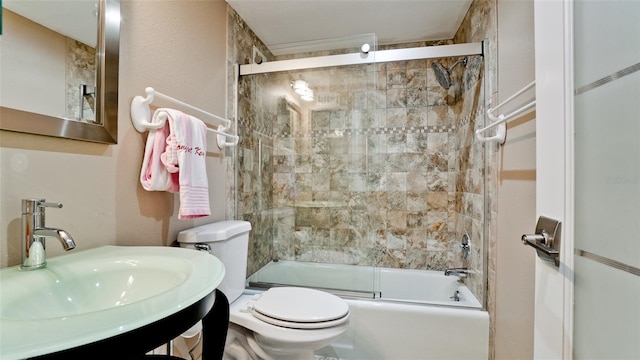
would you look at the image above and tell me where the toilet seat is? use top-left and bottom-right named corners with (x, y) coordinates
top-left (248, 287), bottom-right (349, 330)
top-left (228, 292), bottom-right (351, 359)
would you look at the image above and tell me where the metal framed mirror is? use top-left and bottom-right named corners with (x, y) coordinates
top-left (0, 0), bottom-right (120, 144)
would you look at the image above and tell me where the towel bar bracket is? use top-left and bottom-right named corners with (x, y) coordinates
top-left (476, 81), bottom-right (536, 143)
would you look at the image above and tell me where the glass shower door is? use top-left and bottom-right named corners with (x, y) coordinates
top-left (238, 34), bottom-right (382, 297)
top-left (573, 0), bottom-right (640, 357)
top-left (275, 61), bottom-right (380, 295)
top-left (237, 36), bottom-right (487, 305)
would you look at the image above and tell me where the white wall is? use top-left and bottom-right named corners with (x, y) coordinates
top-left (494, 0), bottom-right (536, 359)
top-left (1, 10), bottom-right (67, 117)
top-left (0, 0), bottom-right (229, 267)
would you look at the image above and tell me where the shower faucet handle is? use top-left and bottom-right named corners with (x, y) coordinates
top-left (460, 234), bottom-right (471, 259)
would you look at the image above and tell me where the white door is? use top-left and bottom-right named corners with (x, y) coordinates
top-left (533, 0), bottom-right (640, 359)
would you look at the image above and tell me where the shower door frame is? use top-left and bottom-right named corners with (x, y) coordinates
top-left (239, 42), bottom-right (483, 75)
top-left (234, 40), bottom-right (487, 304)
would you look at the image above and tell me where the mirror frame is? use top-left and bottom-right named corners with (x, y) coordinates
top-left (0, 0), bottom-right (120, 144)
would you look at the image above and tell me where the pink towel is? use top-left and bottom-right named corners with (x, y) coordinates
top-left (140, 108), bottom-right (211, 219)
top-left (140, 120), bottom-right (178, 192)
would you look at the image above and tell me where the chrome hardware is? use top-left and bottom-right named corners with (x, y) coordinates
top-left (194, 243), bottom-right (211, 253)
top-left (21, 199), bottom-right (76, 270)
top-left (450, 290), bottom-right (461, 302)
top-left (521, 216), bottom-right (561, 267)
top-left (460, 233), bottom-right (471, 260)
top-left (444, 267), bottom-right (468, 278)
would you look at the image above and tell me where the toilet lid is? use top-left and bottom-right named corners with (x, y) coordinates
top-left (250, 287), bottom-right (349, 329)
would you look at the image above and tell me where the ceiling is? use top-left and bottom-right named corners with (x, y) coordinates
top-left (3, 0), bottom-right (472, 55)
top-left (226, 0), bottom-right (473, 55)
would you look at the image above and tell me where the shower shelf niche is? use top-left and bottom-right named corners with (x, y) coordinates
top-left (289, 201), bottom-right (347, 208)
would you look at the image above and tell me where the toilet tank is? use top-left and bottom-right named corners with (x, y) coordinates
top-left (177, 220), bottom-right (251, 303)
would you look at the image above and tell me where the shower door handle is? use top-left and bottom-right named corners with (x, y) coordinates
top-left (521, 216), bottom-right (561, 267)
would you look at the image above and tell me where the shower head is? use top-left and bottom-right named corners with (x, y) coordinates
top-left (431, 57), bottom-right (468, 90)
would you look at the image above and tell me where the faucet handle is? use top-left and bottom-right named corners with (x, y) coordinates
top-left (38, 201), bottom-right (63, 209)
top-left (21, 199), bottom-right (62, 213)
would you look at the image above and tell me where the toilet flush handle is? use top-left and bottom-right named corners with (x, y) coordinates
top-left (194, 243), bottom-right (211, 253)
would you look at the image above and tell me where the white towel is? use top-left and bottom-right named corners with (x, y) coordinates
top-left (140, 108), bottom-right (211, 219)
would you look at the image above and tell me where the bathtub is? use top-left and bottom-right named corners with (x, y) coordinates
top-left (247, 260), bottom-right (489, 359)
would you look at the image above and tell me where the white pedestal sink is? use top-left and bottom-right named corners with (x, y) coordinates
top-left (0, 245), bottom-right (225, 360)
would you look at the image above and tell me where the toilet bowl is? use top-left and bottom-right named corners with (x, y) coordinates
top-left (177, 221), bottom-right (350, 360)
top-left (228, 287), bottom-right (349, 360)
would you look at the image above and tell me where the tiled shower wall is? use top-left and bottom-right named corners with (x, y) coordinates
top-left (269, 57), bottom-right (485, 272)
top-left (65, 38), bottom-right (95, 121)
top-left (454, 0), bottom-right (498, 356)
top-left (227, 1), bottom-right (495, 309)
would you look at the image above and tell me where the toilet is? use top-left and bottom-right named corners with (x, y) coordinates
top-left (177, 221), bottom-right (349, 360)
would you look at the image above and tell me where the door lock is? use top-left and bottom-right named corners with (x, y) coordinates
top-left (521, 216), bottom-right (561, 266)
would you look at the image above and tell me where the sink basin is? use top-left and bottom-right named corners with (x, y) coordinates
top-left (0, 245), bottom-right (225, 360)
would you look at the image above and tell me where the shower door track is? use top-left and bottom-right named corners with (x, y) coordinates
top-left (239, 42), bottom-right (483, 75)
top-left (247, 281), bottom-right (382, 300)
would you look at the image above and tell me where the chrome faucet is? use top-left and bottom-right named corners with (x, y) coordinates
top-left (444, 267), bottom-right (469, 278)
top-left (21, 199), bottom-right (76, 270)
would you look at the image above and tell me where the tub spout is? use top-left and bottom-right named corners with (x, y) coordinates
top-left (444, 267), bottom-right (468, 278)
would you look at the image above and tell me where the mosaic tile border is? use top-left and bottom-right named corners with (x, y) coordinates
top-left (236, 119), bottom-right (456, 139)
top-left (238, 117), bottom-right (274, 137)
top-left (459, 104), bottom-right (484, 127)
top-left (285, 125), bottom-right (456, 138)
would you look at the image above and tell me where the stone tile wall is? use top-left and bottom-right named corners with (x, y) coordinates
top-left (454, 0), bottom-right (498, 357)
top-left (268, 57), bottom-right (485, 274)
top-left (65, 38), bottom-right (95, 121)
